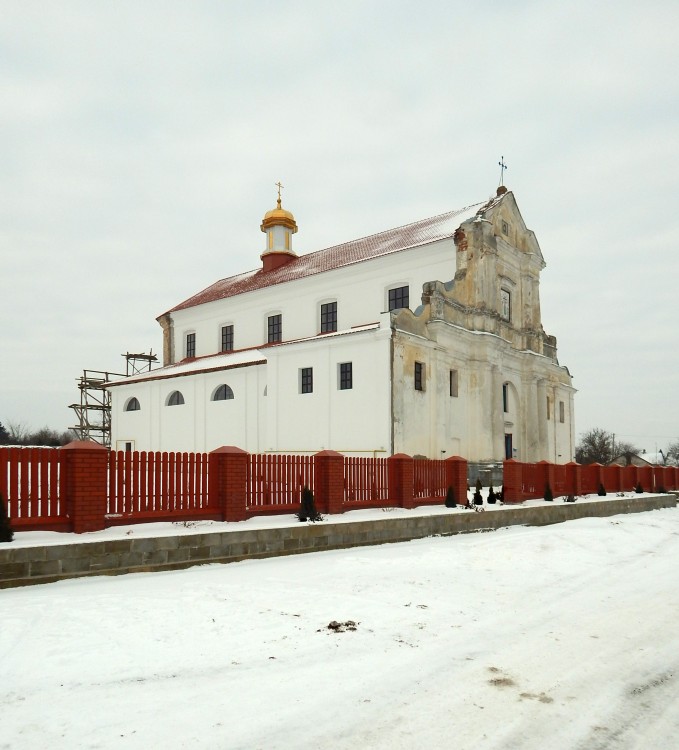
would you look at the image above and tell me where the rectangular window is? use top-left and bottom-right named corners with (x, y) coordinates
top-left (502, 383), bottom-right (509, 413)
top-left (500, 289), bottom-right (511, 321)
top-left (186, 332), bottom-right (196, 359)
top-left (320, 301), bottom-right (337, 333)
top-left (449, 369), bottom-right (458, 397)
top-left (300, 367), bottom-right (313, 394)
top-left (339, 362), bottom-right (353, 390)
top-left (505, 434), bottom-right (513, 459)
top-left (388, 285), bottom-right (409, 311)
top-left (268, 314), bottom-right (282, 343)
top-left (414, 361), bottom-right (424, 391)
top-left (221, 325), bottom-right (234, 352)
top-left (559, 401), bottom-right (565, 423)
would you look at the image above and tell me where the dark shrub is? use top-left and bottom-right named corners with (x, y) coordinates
top-left (297, 486), bottom-right (323, 522)
top-left (565, 494), bottom-right (576, 503)
top-left (487, 485), bottom-right (497, 504)
top-left (445, 486), bottom-right (456, 508)
top-left (635, 483), bottom-right (643, 493)
top-left (597, 483), bottom-right (607, 497)
top-left (544, 483), bottom-right (553, 502)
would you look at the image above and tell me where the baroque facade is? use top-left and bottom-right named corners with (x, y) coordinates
top-left (108, 186), bottom-right (575, 461)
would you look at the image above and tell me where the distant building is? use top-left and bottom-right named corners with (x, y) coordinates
top-left (609, 452), bottom-right (656, 467)
top-left (109, 186), bottom-right (575, 461)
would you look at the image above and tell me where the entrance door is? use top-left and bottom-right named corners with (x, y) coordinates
top-left (504, 433), bottom-right (513, 459)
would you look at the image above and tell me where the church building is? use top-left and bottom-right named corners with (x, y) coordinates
top-left (108, 185), bottom-right (575, 462)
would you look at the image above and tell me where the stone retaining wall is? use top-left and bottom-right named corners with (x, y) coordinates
top-left (1, 495), bottom-right (676, 589)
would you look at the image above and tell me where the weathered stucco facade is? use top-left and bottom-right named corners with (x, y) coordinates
top-left (109, 187), bottom-right (575, 461)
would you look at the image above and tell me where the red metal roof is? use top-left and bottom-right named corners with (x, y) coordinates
top-left (163, 200), bottom-right (488, 316)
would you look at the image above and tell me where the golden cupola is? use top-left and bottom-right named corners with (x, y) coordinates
top-left (260, 183), bottom-right (298, 272)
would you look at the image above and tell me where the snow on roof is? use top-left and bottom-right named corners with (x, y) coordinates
top-left (163, 200), bottom-right (490, 316)
top-left (107, 324), bottom-right (382, 387)
top-left (106, 348), bottom-right (267, 387)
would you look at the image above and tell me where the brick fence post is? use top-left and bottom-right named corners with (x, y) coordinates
top-left (445, 456), bottom-right (468, 507)
top-left (503, 459), bottom-right (523, 503)
top-left (209, 446), bottom-right (248, 522)
top-left (60, 441), bottom-right (108, 533)
top-left (537, 460), bottom-right (555, 498)
top-left (388, 453), bottom-right (414, 509)
top-left (565, 462), bottom-right (582, 496)
top-left (314, 450), bottom-right (344, 515)
top-left (590, 463), bottom-right (604, 494)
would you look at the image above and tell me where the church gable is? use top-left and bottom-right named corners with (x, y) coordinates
top-left (394, 189), bottom-right (555, 359)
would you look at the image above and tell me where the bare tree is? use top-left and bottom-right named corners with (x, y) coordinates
top-left (576, 429), bottom-right (613, 465)
top-left (576, 429), bottom-right (640, 465)
top-left (665, 441), bottom-right (679, 467)
top-left (6, 421), bottom-right (29, 444)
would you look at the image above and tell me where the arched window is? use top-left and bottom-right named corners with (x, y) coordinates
top-left (124, 397), bottom-right (140, 412)
top-left (166, 390), bottom-right (185, 406)
top-left (212, 384), bottom-right (234, 401)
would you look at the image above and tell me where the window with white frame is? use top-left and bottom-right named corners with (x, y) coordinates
top-left (167, 390), bottom-right (185, 406)
top-left (221, 325), bottom-right (234, 352)
top-left (212, 384), bottom-right (234, 401)
top-left (124, 397), bottom-right (140, 412)
top-left (300, 367), bottom-right (313, 394)
top-left (320, 301), bottom-right (337, 333)
top-left (388, 285), bottom-right (409, 311)
top-left (267, 314), bottom-right (282, 343)
top-left (186, 332), bottom-right (196, 359)
top-left (339, 362), bottom-right (352, 390)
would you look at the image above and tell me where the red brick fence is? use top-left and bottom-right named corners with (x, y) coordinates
top-left (0, 443), bottom-right (468, 534)
top-left (3, 444), bottom-right (676, 535)
top-left (503, 459), bottom-right (679, 503)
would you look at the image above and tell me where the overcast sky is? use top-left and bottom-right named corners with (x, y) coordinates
top-left (1, 0), bottom-right (677, 454)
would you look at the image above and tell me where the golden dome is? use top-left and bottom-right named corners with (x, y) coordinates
top-left (261, 197), bottom-right (298, 233)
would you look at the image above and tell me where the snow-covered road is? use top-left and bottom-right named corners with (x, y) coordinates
top-left (2, 507), bottom-right (679, 749)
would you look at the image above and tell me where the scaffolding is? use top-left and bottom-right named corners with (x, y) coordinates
top-left (69, 351), bottom-right (158, 447)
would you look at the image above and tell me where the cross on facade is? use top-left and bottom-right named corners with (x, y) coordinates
top-left (498, 157), bottom-right (508, 186)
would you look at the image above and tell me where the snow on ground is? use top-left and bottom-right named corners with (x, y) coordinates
top-left (7, 491), bottom-right (655, 548)
top-left (2, 507), bottom-right (679, 749)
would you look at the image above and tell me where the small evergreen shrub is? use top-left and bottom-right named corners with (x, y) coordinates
top-left (565, 494), bottom-right (576, 503)
top-left (544, 483), bottom-right (553, 502)
top-left (597, 483), bottom-right (607, 497)
top-left (0, 491), bottom-right (14, 543)
top-left (498, 486), bottom-right (504, 503)
top-left (445, 486), bottom-right (456, 508)
top-left (487, 485), bottom-right (497, 504)
top-left (297, 486), bottom-right (323, 522)
top-left (657, 486), bottom-right (668, 494)
top-left (473, 481), bottom-right (483, 506)
top-left (635, 483), bottom-right (643, 493)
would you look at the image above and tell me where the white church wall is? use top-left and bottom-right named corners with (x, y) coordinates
top-left (168, 237), bottom-right (457, 363)
top-left (264, 327), bottom-right (392, 455)
top-left (111, 363), bottom-right (268, 453)
top-left (391, 323), bottom-right (575, 463)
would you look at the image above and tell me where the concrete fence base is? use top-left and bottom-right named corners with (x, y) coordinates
top-left (1, 494), bottom-right (676, 589)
